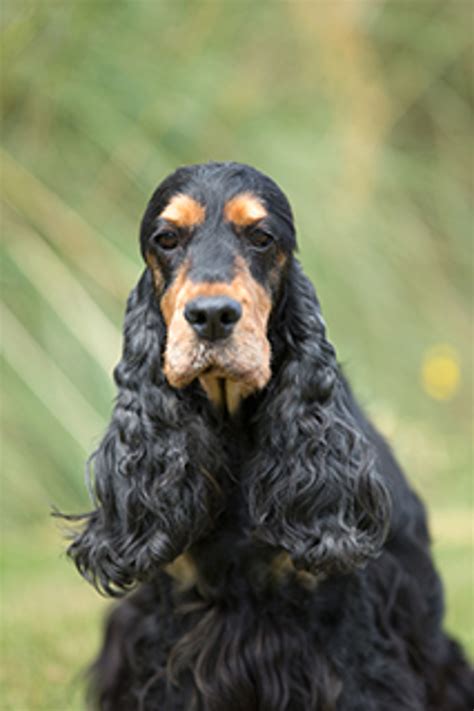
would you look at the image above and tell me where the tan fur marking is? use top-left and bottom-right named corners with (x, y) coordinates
top-left (145, 250), bottom-right (165, 294)
top-left (271, 552), bottom-right (295, 578)
top-left (165, 553), bottom-right (198, 590)
top-left (160, 193), bottom-right (205, 228)
top-left (224, 192), bottom-right (267, 227)
top-left (276, 251), bottom-right (287, 267)
top-left (161, 256), bottom-right (272, 409)
top-left (160, 262), bottom-right (190, 327)
top-left (268, 250), bottom-right (288, 291)
top-left (198, 376), bottom-right (246, 414)
top-left (296, 569), bottom-right (319, 590)
top-left (199, 374), bottom-right (226, 411)
top-left (225, 379), bottom-right (245, 415)
top-left (271, 552), bottom-right (319, 590)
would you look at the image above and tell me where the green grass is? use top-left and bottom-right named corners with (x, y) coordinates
top-left (1, 524), bottom-right (107, 710)
top-left (1, 1), bottom-right (472, 707)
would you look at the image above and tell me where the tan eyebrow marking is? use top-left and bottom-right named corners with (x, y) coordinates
top-left (224, 192), bottom-right (267, 227)
top-left (159, 193), bottom-right (206, 228)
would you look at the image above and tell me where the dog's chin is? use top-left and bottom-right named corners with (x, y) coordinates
top-left (163, 346), bottom-right (271, 415)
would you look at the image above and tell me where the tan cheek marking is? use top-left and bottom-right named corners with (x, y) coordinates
top-left (232, 255), bottom-right (272, 330)
top-left (160, 193), bottom-right (206, 228)
top-left (224, 192), bottom-right (267, 227)
top-left (160, 262), bottom-right (190, 326)
top-left (145, 251), bottom-right (165, 294)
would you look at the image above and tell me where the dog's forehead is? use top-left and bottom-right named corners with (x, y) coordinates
top-left (157, 163), bottom-right (286, 216)
top-left (159, 168), bottom-right (272, 224)
top-left (140, 162), bottom-right (296, 255)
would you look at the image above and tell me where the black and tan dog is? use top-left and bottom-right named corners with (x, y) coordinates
top-left (65, 162), bottom-right (473, 710)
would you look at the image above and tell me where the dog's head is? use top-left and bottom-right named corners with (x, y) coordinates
top-left (66, 162), bottom-right (390, 595)
top-left (140, 162), bottom-right (296, 413)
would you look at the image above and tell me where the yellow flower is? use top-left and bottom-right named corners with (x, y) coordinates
top-left (421, 345), bottom-right (461, 401)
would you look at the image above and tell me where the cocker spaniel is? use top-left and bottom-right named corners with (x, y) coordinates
top-left (64, 162), bottom-right (473, 710)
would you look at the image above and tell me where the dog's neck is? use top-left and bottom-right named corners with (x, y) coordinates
top-left (164, 390), bottom-right (323, 599)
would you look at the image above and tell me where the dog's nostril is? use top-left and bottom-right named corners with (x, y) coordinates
top-left (184, 296), bottom-right (242, 341)
top-left (185, 306), bottom-right (207, 326)
top-left (220, 305), bottom-right (241, 326)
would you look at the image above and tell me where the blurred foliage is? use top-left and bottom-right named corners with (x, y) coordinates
top-left (1, 1), bottom-right (472, 707)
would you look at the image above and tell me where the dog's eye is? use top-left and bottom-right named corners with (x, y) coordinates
top-left (154, 231), bottom-right (180, 251)
top-left (248, 229), bottom-right (274, 250)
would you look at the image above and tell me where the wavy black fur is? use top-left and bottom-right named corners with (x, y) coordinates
top-left (68, 269), bottom-right (226, 595)
top-left (247, 261), bottom-right (390, 575)
top-left (62, 162), bottom-right (473, 710)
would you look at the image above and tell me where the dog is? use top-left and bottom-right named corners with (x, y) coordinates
top-left (64, 162), bottom-right (473, 709)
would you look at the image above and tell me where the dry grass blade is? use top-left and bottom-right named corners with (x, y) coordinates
top-left (0, 147), bottom-right (138, 301)
top-left (5, 217), bottom-right (122, 375)
top-left (1, 302), bottom-right (105, 450)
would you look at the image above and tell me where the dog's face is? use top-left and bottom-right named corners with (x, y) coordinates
top-left (140, 162), bottom-right (296, 412)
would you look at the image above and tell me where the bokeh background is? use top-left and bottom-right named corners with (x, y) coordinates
top-left (1, 1), bottom-right (472, 708)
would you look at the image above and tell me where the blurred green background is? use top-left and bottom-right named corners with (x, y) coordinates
top-left (1, 1), bottom-right (472, 708)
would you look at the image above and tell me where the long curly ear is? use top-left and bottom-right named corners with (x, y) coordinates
top-left (247, 259), bottom-right (390, 575)
top-left (65, 270), bottom-right (224, 595)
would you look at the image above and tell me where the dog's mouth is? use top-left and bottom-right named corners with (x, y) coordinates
top-left (163, 338), bottom-right (271, 416)
top-left (173, 348), bottom-right (259, 415)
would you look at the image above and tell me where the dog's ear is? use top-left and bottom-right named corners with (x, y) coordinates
top-left (247, 259), bottom-right (390, 575)
top-left (65, 270), bottom-right (224, 595)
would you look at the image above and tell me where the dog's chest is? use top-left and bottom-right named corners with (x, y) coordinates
top-left (166, 508), bottom-right (320, 598)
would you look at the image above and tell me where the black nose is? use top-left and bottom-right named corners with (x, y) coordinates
top-left (184, 296), bottom-right (242, 341)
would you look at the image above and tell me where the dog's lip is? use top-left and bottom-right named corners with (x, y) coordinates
top-left (196, 364), bottom-right (236, 381)
top-left (165, 336), bottom-right (268, 391)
